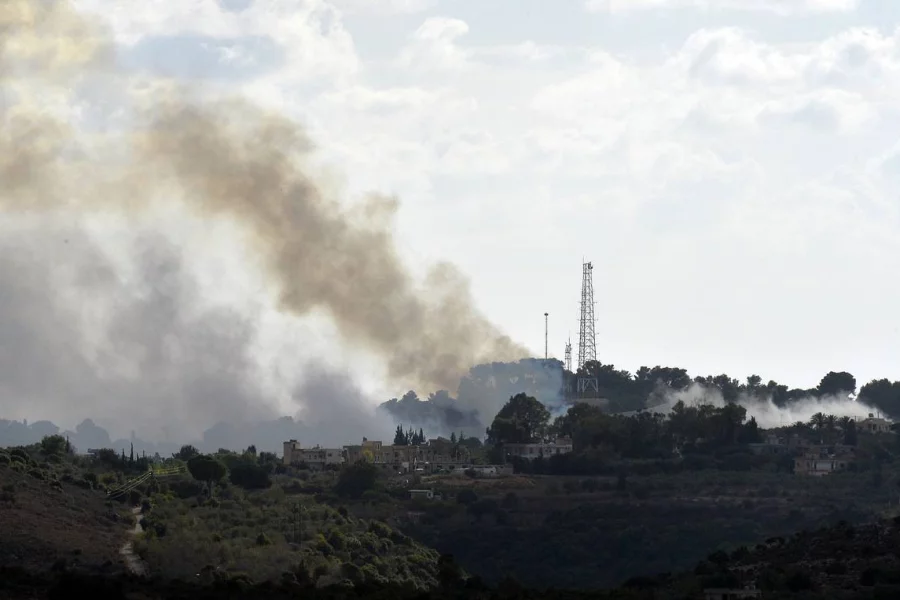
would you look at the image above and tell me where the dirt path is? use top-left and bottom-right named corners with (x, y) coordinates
top-left (120, 506), bottom-right (148, 576)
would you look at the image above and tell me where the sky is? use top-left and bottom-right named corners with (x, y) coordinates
top-left (78, 0), bottom-right (900, 390)
top-left (5, 0), bottom-right (900, 437)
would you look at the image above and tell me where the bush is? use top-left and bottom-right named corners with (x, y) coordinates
top-left (501, 492), bottom-right (519, 510)
top-left (368, 521), bottom-right (392, 539)
top-left (335, 463), bottom-right (378, 499)
top-left (456, 489), bottom-right (477, 505)
top-left (10, 448), bottom-right (31, 465)
top-left (74, 477), bottom-right (93, 490)
top-left (230, 463), bottom-right (272, 490)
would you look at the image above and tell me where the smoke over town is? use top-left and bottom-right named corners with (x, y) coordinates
top-left (0, 0), bottom-right (526, 444)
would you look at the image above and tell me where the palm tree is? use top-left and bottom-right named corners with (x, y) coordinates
top-left (809, 412), bottom-right (827, 430)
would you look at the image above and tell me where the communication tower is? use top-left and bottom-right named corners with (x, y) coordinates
top-left (576, 261), bottom-right (599, 396)
top-left (577, 262), bottom-right (597, 368)
top-left (564, 338), bottom-right (572, 372)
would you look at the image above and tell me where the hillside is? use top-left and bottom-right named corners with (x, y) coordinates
top-left (627, 517), bottom-right (900, 599)
top-left (0, 442), bottom-right (454, 591)
top-left (347, 465), bottom-right (897, 589)
top-left (0, 447), bottom-right (131, 575)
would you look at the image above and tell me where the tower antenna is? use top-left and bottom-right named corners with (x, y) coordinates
top-left (564, 336), bottom-right (572, 372)
top-left (544, 312), bottom-right (549, 360)
top-left (576, 261), bottom-right (599, 397)
top-left (577, 262), bottom-right (597, 368)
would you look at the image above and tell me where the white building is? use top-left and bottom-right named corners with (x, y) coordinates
top-left (282, 440), bottom-right (344, 469)
top-left (857, 414), bottom-right (892, 434)
top-left (794, 453), bottom-right (852, 476)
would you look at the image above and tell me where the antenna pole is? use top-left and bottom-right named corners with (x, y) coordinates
top-left (544, 312), bottom-right (549, 360)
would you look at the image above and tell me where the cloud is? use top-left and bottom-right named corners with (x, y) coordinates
top-left (329, 0), bottom-right (438, 15)
top-left (585, 0), bottom-right (859, 15)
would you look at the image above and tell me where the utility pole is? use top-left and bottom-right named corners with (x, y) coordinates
top-left (544, 312), bottom-right (549, 360)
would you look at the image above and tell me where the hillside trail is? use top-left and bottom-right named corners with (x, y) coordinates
top-left (120, 506), bottom-right (148, 576)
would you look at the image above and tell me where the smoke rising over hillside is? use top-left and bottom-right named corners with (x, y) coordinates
top-left (0, 0), bottom-right (525, 441)
top-left (658, 382), bottom-right (881, 428)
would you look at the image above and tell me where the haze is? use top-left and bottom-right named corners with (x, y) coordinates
top-left (3, 0), bottom-right (900, 445)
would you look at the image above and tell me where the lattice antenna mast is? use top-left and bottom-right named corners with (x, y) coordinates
top-left (577, 262), bottom-right (597, 369)
top-left (564, 337), bottom-right (572, 372)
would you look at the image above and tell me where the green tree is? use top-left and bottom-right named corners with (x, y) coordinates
top-left (186, 455), bottom-right (227, 497)
top-left (859, 378), bottom-right (900, 419)
top-left (229, 462), bottom-right (272, 490)
top-left (840, 417), bottom-right (858, 446)
top-left (817, 371), bottom-right (857, 397)
top-left (173, 444), bottom-right (200, 461)
top-left (393, 425), bottom-right (407, 446)
top-left (335, 462), bottom-right (378, 499)
top-left (40, 434), bottom-right (67, 456)
top-left (487, 393), bottom-right (551, 445)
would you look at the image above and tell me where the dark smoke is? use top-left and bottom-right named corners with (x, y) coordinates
top-left (0, 0), bottom-right (526, 444)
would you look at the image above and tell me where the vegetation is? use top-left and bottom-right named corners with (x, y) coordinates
top-left (7, 358), bottom-right (900, 597)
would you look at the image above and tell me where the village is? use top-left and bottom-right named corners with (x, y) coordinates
top-left (282, 412), bottom-right (894, 481)
top-left (282, 435), bottom-right (575, 477)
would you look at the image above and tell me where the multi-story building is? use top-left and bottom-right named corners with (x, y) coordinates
top-left (858, 414), bottom-right (892, 434)
top-left (282, 440), bottom-right (343, 469)
top-left (503, 437), bottom-right (574, 461)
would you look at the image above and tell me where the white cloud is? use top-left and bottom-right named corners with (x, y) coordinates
top-left (586, 0), bottom-right (859, 15)
top-left (329, 0), bottom-right (437, 14)
top-left (73, 0), bottom-right (360, 85)
top-left (32, 1), bottom-right (900, 403)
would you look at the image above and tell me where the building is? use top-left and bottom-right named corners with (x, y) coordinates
top-left (435, 464), bottom-right (514, 477)
top-left (503, 437), bottom-right (574, 461)
top-left (409, 489), bottom-right (435, 500)
top-left (858, 414), bottom-right (892, 434)
top-left (343, 437), bottom-right (474, 473)
top-left (747, 434), bottom-right (790, 456)
top-left (282, 440), bottom-right (343, 469)
top-left (794, 445), bottom-right (854, 476)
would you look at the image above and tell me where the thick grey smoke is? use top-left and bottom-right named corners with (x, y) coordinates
top-left (0, 0), bottom-right (525, 394)
top-left (0, 0), bottom-right (526, 444)
top-left (657, 382), bottom-right (882, 428)
top-left (293, 365), bottom-right (396, 446)
top-left (0, 223), bottom-right (275, 440)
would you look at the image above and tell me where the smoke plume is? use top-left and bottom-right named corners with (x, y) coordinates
top-left (658, 382), bottom-right (881, 428)
top-left (0, 0), bottom-right (525, 441)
